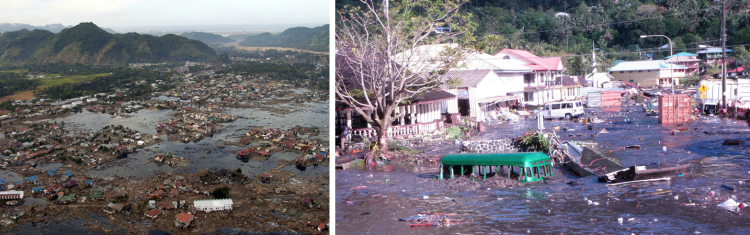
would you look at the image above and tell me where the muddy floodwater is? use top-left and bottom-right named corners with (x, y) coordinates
top-left (337, 104), bottom-right (750, 234)
top-left (50, 101), bottom-right (329, 179)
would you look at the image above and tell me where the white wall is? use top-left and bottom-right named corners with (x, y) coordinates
top-left (495, 73), bottom-right (524, 95)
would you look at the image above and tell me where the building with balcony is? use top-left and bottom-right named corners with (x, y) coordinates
top-left (665, 52), bottom-right (701, 75)
top-left (492, 49), bottom-right (566, 106)
top-left (697, 47), bottom-right (732, 63)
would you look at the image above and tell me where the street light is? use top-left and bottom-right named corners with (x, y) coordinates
top-left (641, 35), bottom-right (674, 93)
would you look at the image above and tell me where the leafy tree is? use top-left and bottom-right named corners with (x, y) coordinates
top-left (212, 186), bottom-right (231, 199)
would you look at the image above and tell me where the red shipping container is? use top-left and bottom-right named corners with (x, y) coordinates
top-left (600, 91), bottom-right (622, 107)
top-left (658, 94), bottom-right (691, 124)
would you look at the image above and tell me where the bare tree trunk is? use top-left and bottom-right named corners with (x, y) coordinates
top-left (376, 122), bottom-right (390, 150)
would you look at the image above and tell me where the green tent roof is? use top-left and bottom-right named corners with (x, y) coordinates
top-left (441, 152), bottom-right (550, 166)
top-left (59, 194), bottom-right (76, 202)
top-left (89, 191), bottom-right (103, 199)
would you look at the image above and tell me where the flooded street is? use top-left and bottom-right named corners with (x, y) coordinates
top-left (337, 104), bottom-right (750, 234)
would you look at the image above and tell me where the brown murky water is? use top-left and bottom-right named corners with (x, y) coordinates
top-left (337, 104), bottom-right (750, 234)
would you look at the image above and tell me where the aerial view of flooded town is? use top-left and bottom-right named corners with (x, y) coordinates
top-left (0, 0), bottom-right (330, 234)
top-left (336, 0), bottom-right (750, 234)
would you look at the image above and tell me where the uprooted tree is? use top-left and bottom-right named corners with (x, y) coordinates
top-left (335, 0), bottom-right (474, 150)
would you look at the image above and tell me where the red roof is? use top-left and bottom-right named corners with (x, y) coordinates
top-left (527, 57), bottom-right (563, 71)
top-left (145, 209), bottom-right (162, 218)
top-left (175, 213), bottom-right (194, 223)
top-left (495, 48), bottom-right (538, 58)
top-left (728, 66), bottom-right (747, 73)
top-left (494, 48), bottom-right (564, 71)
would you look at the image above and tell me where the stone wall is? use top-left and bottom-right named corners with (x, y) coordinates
top-left (461, 139), bottom-right (518, 153)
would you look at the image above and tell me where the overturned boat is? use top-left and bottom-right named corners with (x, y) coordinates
top-left (562, 141), bottom-right (622, 177)
top-left (600, 162), bottom-right (691, 183)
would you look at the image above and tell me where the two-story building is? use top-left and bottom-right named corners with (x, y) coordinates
top-left (697, 47), bottom-right (732, 66)
top-left (665, 52), bottom-right (701, 75)
top-left (493, 49), bottom-right (566, 106)
top-left (608, 60), bottom-right (687, 87)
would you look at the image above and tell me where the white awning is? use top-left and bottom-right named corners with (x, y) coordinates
top-left (477, 95), bottom-right (523, 104)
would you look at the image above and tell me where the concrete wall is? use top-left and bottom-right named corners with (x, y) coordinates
top-left (461, 139), bottom-right (519, 153)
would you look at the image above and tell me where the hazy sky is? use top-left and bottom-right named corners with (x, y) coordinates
top-left (0, 0), bottom-right (329, 32)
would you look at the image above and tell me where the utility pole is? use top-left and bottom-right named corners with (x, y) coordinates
top-left (722, 0), bottom-right (727, 110)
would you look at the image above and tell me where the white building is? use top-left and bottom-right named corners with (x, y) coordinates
top-left (493, 49), bottom-right (566, 106)
top-left (193, 198), bottom-right (233, 212)
top-left (586, 73), bottom-right (614, 88)
top-left (393, 44), bottom-right (531, 119)
top-left (439, 69), bottom-right (523, 121)
top-left (0, 190), bottom-right (24, 200)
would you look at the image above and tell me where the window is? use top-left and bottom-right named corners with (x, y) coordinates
top-left (524, 92), bottom-right (534, 101)
top-left (576, 102), bottom-right (582, 107)
top-left (525, 167), bottom-right (532, 178)
top-left (629, 71), bottom-right (633, 73)
top-left (562, 103), bottom-right (572, 108)
top-left (629, 80), bottom-right (634, 82)
top-left (552, 104), bottom-right (560, 109)
top-left (620, 71), bottom-right (624, 73)
top-left (524, 74), bottom-right (534, 83)
top-left (533, 167), bottom-right (540, 178)
top-left (639, 70), bottom-right (642, 73)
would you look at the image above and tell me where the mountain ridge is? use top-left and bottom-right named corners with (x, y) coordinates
top-left (0, 22), bottom-right (216, 65)
top-left (239, 24), bottom-right (328, 52)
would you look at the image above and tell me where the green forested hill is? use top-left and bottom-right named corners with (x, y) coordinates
top-left (180, 32), bottom-right (234, 44)
top-left (0, 22), bottom-right (216, 65)
top-left (239, 25), bottom-right (329, 52)
top-left (336, 0), bottom-right (750, 75)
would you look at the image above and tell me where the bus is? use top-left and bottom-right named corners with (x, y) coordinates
top-left (440, 152), bottom-right (553, 183)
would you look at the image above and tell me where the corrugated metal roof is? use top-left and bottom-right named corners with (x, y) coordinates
top-left (494, 49), bottom-right (564, 71)
top-left (665, 52), bottom-right (697, 58)
top-left (438, 69), bottom-right (494, 88)
top-left (556, 76), bottom-right (581, 86)
top-left (609, 60), bottom-right (687, 72)
top-left (469, 53), bottom-right (533, 72)
top-left (697, 48), bottom-right (732, 54)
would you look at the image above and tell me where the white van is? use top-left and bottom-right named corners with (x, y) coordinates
top-left (540, 101), bottom-right (584, 120)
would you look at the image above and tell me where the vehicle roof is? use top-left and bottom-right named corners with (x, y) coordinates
top-left (441, 152), bottom-right (550, 166)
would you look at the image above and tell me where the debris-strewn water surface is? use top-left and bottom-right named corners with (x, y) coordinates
top-left (337, 105), bottom-right (750, 234)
